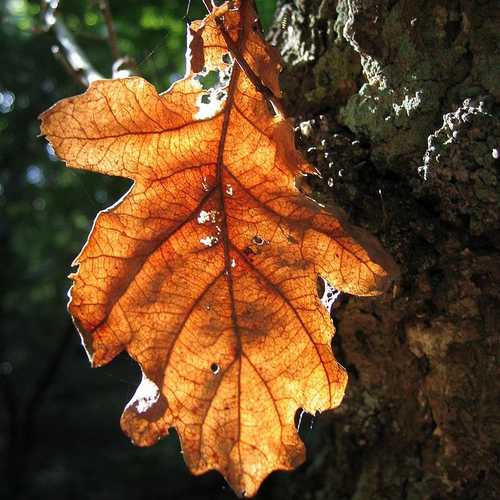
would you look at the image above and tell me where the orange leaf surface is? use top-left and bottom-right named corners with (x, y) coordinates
top-left (40, 1), bottom-right (398, 496)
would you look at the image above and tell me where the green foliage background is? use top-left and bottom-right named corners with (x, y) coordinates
top-left (0, 1), bottom-right (277, 499)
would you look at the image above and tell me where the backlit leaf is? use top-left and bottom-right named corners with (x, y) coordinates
top-left (40, 1), bottom-right (398, 496)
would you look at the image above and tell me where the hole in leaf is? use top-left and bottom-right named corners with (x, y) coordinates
top-left (197, 70), bottom-right (221, 90)
top-left (210, 363), bottom-right (220, 375)
top-left (197, 210), bottom-right (210, 224)
top-left (195, 69), bottom-right (230, 120)
top-left (200, 235), bottom-right (219, 247)
top-left (317, 276), bottom-right (341, 313)
top-left (252, 235), bottom-right (266, 246)
top-left (222, 52), bottom-right (232, 65)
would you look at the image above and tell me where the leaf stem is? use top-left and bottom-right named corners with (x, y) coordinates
top-left (218, 21), bottom-right (285, 116)
top-left (201, 0), bottom-right (285, 116)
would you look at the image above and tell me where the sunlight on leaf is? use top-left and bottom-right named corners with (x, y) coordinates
top-left (40, 1), bottom-right (398, 496)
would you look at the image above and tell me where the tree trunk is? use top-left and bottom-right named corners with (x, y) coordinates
top-left (263, 1), bottom-right (500, 498)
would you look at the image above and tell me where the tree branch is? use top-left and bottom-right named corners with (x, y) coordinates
top-left (41, 0), bottom-right (138, 86)
top-left (23, 321), bottom-right (74, 436)
top-left (54, 19), bottom-right (103, 86)
top-left (41, 0), bottom-right (103, 87)
top-left (50, 44), bottom-right (88, 88)
top-left (2, 321), bottom-right (73, 497)
top-left (98, 0), bottom-right (121, 61)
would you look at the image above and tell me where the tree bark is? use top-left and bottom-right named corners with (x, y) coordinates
top-left (264, 1), bottom-right (500, 498)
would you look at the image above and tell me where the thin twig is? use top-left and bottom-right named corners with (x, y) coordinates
top-left (98, 0), bottom-right (121, 61)
top-left (184, 0), bottom-right (193, 23)
top-left (24, 321), bottom-right (74, 435)
top-left (51, 45), bottom-right (88, 87)
top-left (202, 0), bottom-right (213, 13)
top-left (2, 321), bottom-right (73, 498)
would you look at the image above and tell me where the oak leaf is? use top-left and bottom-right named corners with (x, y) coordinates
top-left (40, 1), bottom-right (398, 496)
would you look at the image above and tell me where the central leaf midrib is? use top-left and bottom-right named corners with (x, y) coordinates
top-left (215, 64), bottom-right (241, 339)
top-left (213, 14), bottom-right (248, 473)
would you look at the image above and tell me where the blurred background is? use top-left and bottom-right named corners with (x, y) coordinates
top-left (0, 1), bottom-right (295, 499)
top-left (3, 1), bottom-right (500, 499)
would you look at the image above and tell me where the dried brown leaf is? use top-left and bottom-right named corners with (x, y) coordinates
top-left (40, 1), bottom-right (398, 496)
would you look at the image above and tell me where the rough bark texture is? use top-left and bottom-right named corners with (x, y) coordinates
top-left (262, 1), bottom-right (500, 499)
